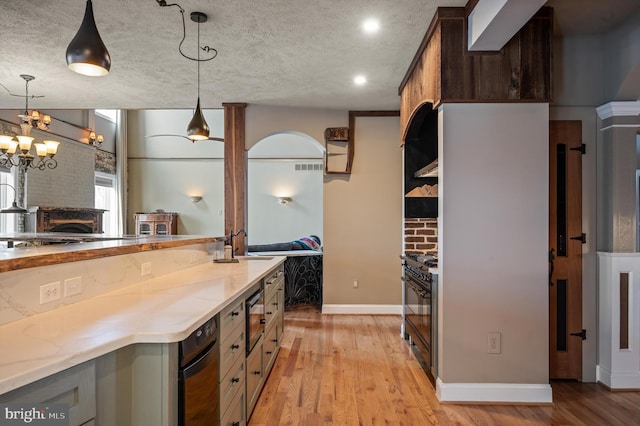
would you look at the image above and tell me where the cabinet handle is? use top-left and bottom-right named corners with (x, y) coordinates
top-left (260, 318), bottom-right (266, 324)
top-left (272, 339), bottom-right (278, 343)
top-left (230, 311), bottom-right (239, 317)
top-left (233, 422), bottom-right (240, 426)
top-left (273, 302), bottom-right (278, 307)
top-left (231, 377), bottom-right (240, 383)
top-left (252, 370), bottom-right (261, 375)
top-left (266, 351), bottom-right (272, 355)
top-left (231, 344), bottom-right (240, 350)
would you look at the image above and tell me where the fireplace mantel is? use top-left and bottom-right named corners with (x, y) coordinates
top-left (25, 206), bottom-right (107, 234)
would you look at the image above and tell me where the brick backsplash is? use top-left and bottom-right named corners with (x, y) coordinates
top-left (404, 218), bottom-right (438, 255)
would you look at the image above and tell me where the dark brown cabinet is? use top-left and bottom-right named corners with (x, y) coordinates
top-left (134, 212), bottom-right (178, 236)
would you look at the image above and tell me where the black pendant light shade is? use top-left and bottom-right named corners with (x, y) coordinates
top-left (0, 201), bottom-right (27, 214)
top-left (187, 98), bottom-right (210, 141)
top-left (0, 184), bottom-right (27, 214)
top-left (66, 0), bottom-right (111, 77)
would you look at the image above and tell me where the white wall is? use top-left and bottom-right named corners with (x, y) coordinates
top-left (247, 159), bottom-right (323, 244)
top-left (128, 109), bottom-right (327, 241)
top-left (248, 132), bottom-right (323, 245)
top-left (126, 109), bottom-right (225, 235)
top-left (438, 103), bottom-right (549, 386)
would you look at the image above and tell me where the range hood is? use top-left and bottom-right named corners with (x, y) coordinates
top-left (414, 158), bottom-right (438, 178)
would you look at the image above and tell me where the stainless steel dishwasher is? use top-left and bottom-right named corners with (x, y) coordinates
top-left (178, 316), bottom-right (219, 425)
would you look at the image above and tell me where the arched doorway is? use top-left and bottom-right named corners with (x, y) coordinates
top-left (247, 131), bottom-right (324, 246)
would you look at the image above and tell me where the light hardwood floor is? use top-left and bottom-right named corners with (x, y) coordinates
top-left (249, 307), bottom-right (640, 425)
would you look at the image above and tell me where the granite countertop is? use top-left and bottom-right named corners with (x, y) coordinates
top-left (0, 255), bottom-right (285, 395)
top-left (0, 234), bottom-right (225, 273)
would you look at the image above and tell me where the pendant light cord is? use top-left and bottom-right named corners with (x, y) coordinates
top-left (197, 19), bottom-right (201, 100)
top-left (156, 0), bottom-right (217, 63)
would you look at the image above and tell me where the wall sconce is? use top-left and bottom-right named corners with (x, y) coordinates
top-left (190, 195), bottom-right (203, 203)
top-left (88, 131), bottom-right (104, 146)
top-left (277, 196), bottom-right (292, 204)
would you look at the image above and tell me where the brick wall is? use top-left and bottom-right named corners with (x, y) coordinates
top-left (404, 218), bottom-right (438, 255)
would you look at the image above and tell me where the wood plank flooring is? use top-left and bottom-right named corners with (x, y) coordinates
top-left (249, 307), bottom-right (640, 425)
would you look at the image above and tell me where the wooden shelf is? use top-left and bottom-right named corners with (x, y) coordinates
top-left (324, 127), bottom-right (352, 174)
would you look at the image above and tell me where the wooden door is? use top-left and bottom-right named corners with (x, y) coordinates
top-left (549, 121), bottom-right (583, 379)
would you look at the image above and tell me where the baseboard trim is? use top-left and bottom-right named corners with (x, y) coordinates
top-left (597, 364), bottom-right (640, 390)
top-left (436, 378), bottom-right (553, 404)
top-left (321, 304), bottom-right (401, 315)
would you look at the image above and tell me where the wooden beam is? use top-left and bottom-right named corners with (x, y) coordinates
top-left (223, 102), bottom-right (248, 255)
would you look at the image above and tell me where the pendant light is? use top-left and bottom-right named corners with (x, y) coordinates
top-left (66, 0), bottom-right (111, 77)
top-left (186, 12), bottom-right (210, 141)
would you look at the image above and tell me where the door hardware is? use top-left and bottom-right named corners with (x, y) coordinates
top-left (570, 329), bottom-right (587, 340)
top-left (570, 233), bottom-right (586, 244)
top-left (548, 248), bottom-right (555, 286)
top-left (569, 144), bottom-right (586, 154)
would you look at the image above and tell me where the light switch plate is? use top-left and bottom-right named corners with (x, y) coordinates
top-left (64, 277), bottom-right (82, 297)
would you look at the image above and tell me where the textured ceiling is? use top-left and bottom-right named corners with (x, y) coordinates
top-left (0, 0), bottom-right (638, 111)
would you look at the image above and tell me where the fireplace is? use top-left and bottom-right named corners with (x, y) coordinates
top-left (26, 207), bottom-right (106, 234)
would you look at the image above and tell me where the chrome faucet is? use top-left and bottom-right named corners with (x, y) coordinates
top-left (228, 229), bottom-right (247, 258)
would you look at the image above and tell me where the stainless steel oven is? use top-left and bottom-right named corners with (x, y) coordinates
top-left (178, 316), bottom-right (219, 425)
top-left (246, 287), bottom-right (264, 354)
top-left (403, 254), bottom-right (436, 384)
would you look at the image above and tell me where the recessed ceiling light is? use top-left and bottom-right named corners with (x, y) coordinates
top-left (354, 75), bottom-right (367, 86)
top-left (362, 18), bottom-right (380, 34)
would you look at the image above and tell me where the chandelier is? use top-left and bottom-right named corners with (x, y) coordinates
top-left (0, 75), bottom-right (60, 171)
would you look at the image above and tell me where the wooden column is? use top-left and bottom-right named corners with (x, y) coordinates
top-left (223, 103), bottom-right (248, 255)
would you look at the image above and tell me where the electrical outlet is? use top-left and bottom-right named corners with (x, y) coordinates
top-left (64, 277), bottom-right (82, 297)
top-left (353, 279), bottom-right (359, 288)
top-left (40, 282), bottom-right (61, 304)
top-left (141, 262), bottom-right (152, 276)
top-left (488, 332), bottom-right (501, 354)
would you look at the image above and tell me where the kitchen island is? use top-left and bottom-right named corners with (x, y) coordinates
top-left (0, 235), bottom-right (286, 425)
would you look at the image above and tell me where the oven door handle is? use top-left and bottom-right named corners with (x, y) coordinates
top-left (180, 340), bottom-right (218, 380)
top-left (406, 279), bottom-right (430, 299)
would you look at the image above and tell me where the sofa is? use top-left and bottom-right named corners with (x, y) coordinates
top-left (248, 236), bottom-right (323, 308)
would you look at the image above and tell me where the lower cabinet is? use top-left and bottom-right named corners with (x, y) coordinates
top-left (0, 360), bottom-right (96, 426)
top-left (221, 383), bottom-right (245, 426)
top-left (246, 338), bottom-right (264, 415)
top-left (219, 297), bottom-right (248, 426)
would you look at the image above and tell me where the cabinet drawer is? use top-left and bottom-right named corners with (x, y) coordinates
top-left (263, 291), bottom-right (281, 331)
top-left (220, 327), bottom-right (245, 381)
top-left (220, 299), bottom-right (245, 344)
top-left (263, 268), bottom-right (284, 300)
top-left (246, 340), bottom-right (263, 416)
top-left (220, 381), bottom-right (245, 426)
top-left (220, 355), bottom-right (245, 416)
top-left (263, 321), bottom-right (281, 372)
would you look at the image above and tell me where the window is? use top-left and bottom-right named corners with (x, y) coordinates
top-left (95, 172), bottom-right (118, 235)
top-left (0, 171), bottom-right (17, 234)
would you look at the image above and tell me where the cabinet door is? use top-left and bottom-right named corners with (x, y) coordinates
top-left (0, 360), bottom-right (96, 426)
top-left (155, 223), bottom-right (168, 235)
top-left (138, 222), bottom-right (153, 235)
top-left (246, 340), bottom-right (263, 416)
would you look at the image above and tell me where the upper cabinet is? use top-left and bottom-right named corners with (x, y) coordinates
top-left (398, 7), bottom-right (552, 143)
